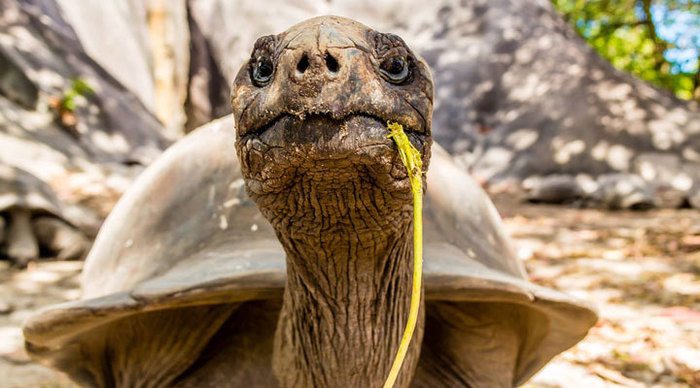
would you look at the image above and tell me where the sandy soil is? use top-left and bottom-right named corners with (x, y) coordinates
top-left (1, 203), bottom-right (699, 387)
top-left (0, 261), bottom-right (79, 387)
top-left (503, 203), bottom-right (700, 388)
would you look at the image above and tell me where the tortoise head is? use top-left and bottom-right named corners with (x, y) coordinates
top-left (232, 16), bottom-right (433, 223)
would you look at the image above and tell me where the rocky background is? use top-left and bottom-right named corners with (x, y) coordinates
top-left (0, 0), bottom-right (699, 386)
top-left (2, 0), bottom-right (700, 266)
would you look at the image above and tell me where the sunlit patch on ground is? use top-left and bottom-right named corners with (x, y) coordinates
top-left (0, 261), bottom-right (80, 388)
top-left (501, 203), bottom-right (700, 387)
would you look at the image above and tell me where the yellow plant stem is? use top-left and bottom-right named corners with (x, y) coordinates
top-left (383, 122), bottom-right (423, 388)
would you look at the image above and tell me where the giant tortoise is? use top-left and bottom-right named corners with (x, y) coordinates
top-left (23, 16), bottom-right (596, 387)
top-left (0, 165), bottom-right (89, 266)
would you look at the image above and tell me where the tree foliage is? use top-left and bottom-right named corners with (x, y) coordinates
top-left (553, 0), bottom-right (700, 101)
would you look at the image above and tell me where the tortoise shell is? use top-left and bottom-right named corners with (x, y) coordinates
top-left (24, 116), bottom-right (596, 387)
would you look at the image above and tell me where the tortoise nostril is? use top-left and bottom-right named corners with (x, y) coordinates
top-left (325, 53), bottom-right (339, 73)
top-left (296, 54), bottom-right (309, 74)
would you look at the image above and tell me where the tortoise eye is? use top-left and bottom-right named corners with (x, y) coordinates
top-left (251, 57), bottom-right (274, 86)
top-left (380, 56), bottom-right (410, 84)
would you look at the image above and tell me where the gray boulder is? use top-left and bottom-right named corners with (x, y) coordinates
top-left (690, 183), bottom-right (700, 210)
top-left (590, 174), bottom-right (655, 210)
top-left (524, 174), bottom-right (583, 204)
top-left (182, 0), bottom-right (700, 209)
top-left (0, 0), bottom-right (169, 263)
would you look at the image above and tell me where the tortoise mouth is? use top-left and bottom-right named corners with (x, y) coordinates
top-left (243, 112), bottom-right (421, 139)
top-left (242, 112), bottom-right (427, 161)
top-left (235, 112), bottom-right (429, 197)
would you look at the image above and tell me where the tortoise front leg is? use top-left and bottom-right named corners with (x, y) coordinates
top-left (5, 208), bottom-right (39, 267)
top-left (413, 302), bottom-right (523, 388)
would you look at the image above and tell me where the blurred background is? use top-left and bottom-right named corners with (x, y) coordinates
top-left (0, 0), bottom-right (698, 386)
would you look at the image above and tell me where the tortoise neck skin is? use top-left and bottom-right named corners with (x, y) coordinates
top-left (272, 176), bottom-right (422, 387)
top-left (231, 16), bottom-right (433, 387)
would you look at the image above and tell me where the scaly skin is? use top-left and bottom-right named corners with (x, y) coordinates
top-left (232, 16), bottom-right (434, 388)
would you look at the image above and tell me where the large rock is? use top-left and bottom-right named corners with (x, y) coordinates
top-left (0, 0), bottom-right (168, 165)
top-left (0, 215), bottom-right (5, 245)
top-left (523, 174), bottom-right (584, 204)
top-left (55, 0), bottom-right (156, 112)
top-left (147, 0), bottom-right (190, 136)
top-left (589, 174), bottom-right (655, 210)
top-left (0, 0), bottom-right (169, 263)
top-left (690, 183), bottom-right (700, 210)
top-left (55, 0), bottom-right (191, 137)
top-left (182, 0), bottom-right (700, 208)
top-left (31, 0), bottom-right (698, 209)
top-left (3, 0), bottom-right (698, 220)
top-left (183, 0), bottom-right (231, 131)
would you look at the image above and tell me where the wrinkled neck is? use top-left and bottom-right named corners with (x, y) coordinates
top-left (264, 182), bottom-right (424, 387)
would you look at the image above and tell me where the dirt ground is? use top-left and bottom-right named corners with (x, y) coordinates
top-left (503, 203), bottom-right (700, 388)
top-left (1, 203), bottom-right (699, 387)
